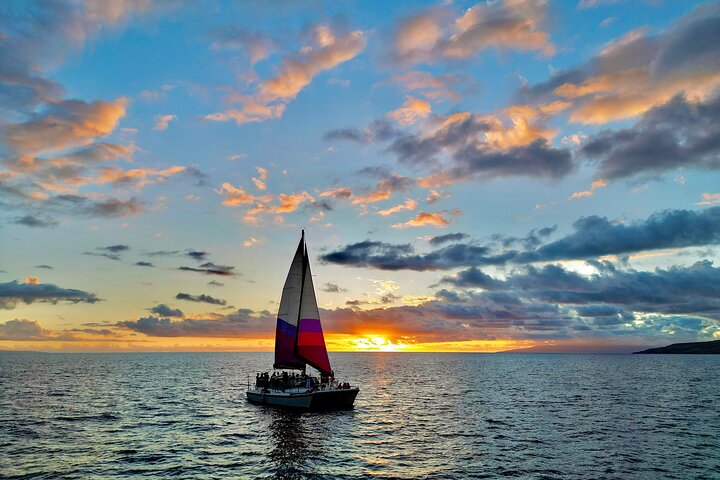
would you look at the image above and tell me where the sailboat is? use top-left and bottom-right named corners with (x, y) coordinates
top-left (246, 230), bottom-right (359, 410)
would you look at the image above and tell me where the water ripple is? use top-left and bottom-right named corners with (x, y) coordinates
top-left (1, 352), bottom-right (719, 479)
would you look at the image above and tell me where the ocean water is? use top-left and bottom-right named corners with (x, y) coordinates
top-left (1, 352), bottom-right (719, 479)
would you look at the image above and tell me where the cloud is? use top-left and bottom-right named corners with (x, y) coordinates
top-left (102, 244), bottom-right (130, 254)
top-left (186, 250), bottom-right (208, 261)
top-left (207, 281), bottom-right (225, 287)
top-left (320, 240), bottom-right (509, 271)
top-left (697, 193), bottom-right (720, 206)
top-left (43, 194), bottom-right (144, 218)
top-left (330, 106), bottom-right (574, 186)
top-left (34, 265), bottom-right (53, 270)
top-left (0, 280), bottom-right (100, 309)
top-left (149, 304), bottom-right (184, 317)
top-left (322, 207), bottom-right (720, 271)
top-left (377, 198), bottom-right (418, 216)
top-left (135, 261), bottom-right (154, 267)
top-left (205, 23), bottom-right (366, 126)
top-left (520, 207), bottom-right (720, 263)
top-left (523, 3), bottom-right (720, 124)
top-left (152, 114), bottom-right (176, 131)
top-left (391, 0), bottom-right (554, 66)
top-left (440, 267), bottom-right (506, 290)
top-left (322, 282), bottom-right (348, 293)
top-left (84, 244), bottom-right (130, 261)
top-left (118, 308), bottom-right (274, 337)
top-left (257, 25), bottom-right (366, 103)
top-left (382, 70), bottom-right (462, 101)
top-left (2, 98), bottom-right (128, 157)
top-left (319, 187), bottom-right (353, 199)
top-left (0, 319), bottom-right (82, 341)
top-left (209, 26), bottom-right (276, 64)
top-left (387, 97), bottom-right (431, 125)
top-left (175, 292), bottom-right (227, 306)
top-left (12, 215), bottom-right (59, 228)
top-left (252, 166), bottom-right (268, 191)
top-left (178, 262), bottom-right (236, 276)
top-left (392, 210), bottom-right (457, 229)
top-left (429, 232), bottom-right (469, 246)
top-left (581, 93), bottom-right (720, 182)
top-left (352, 173), bottom-right (415, 205)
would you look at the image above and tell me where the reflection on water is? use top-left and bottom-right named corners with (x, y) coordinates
top-left (1, 352), bottom-right (719, 479)
top-left (267, 410), bottom-right (314, 476)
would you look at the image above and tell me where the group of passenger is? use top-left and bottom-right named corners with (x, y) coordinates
top-left (255, 370), bottom-right (338, 392)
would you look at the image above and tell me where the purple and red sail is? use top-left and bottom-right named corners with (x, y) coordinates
top-left (273, 232), bottom-right (332, 376)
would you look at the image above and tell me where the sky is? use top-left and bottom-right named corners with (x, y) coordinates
top-left (1, 0), bottom-right (720, 354)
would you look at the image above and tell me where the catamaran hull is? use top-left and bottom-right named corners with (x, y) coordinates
top-left (247, 388), bottom-right (359, 410)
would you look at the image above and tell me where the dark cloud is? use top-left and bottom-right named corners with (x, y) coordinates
top-left (34, 265), bottom-right (53, 270)
top-left (449, 139), bottom-right (574, 182)
top-left (0, 280), bottom-right (99, 309)
top-left (118, 309), bottom-right (273, 337)
top-left (518, 207), bottom-right (720, 263)
top-left (345, 293), bottom-right (399, 307)
top-left (135, 261), bottom-right (154, 267)
top-left (320, 239), bottom-right (514, 271)
top-left (328, 111), bottom-right (574, 183)
top-left (429, 232), bottom-right (469, 246)
top-left (47, 194), bottom-right (144, 218)
top-left (145, 250), bottom-right (181, 257)
top-left (178, 262), bottom-right (236, 276)
top-left (102, 245), bottom-right (130, 253)
top-left (440, 267), bottom-right (505, 290)
top-left (186, 250), bottom-right (208, 261)
top-left (323, 207), bottom-right (720, 271)
top-left (208, 281), bottom-right (225, 287)
top-left (12, 215), bottom-right (59, 228)
top-left (175, 292), bottom-right (227, 306)
top-left (582, 93), bottom-right (720, 181)
top-left (149, 304), bottom-right (184, 317)
top-left (84, 244), bottom-right (130, 261)
top-left (322, 282), bottom-right (348, 293)
top-left (0, 319), bottom-right (80, 341)
top-left (324, 118), bottom-right (400, 144)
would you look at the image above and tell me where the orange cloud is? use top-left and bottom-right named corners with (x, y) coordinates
top-left (393, 0), bottom-right (554, 65)
top-left (217, 182), bottom-right (272, 206)
top-left (4, 98), bottom-right (128, 157)
top-left (387, 96), bottom-right (431, 125)
top-left (94, 165), bottom-right (187, 188)
top-left (320, 187), bottom-right (353, 199)
top-left (392, 210), bottom-right (457, 229)
top-left (206, 24), bottom-right (365, 126)
top-left (24, 276), bottom-right (40, 285)
top-left (258, 26), bottom-right (366, 102)
top-left (384, 70), bottom-right (461, 101)
top-left (252, 166), bottom-right (268, 191)
top-left (697, 193), bottom-right (720, 206)
top-left (377, 198), bottom-right (418, 216)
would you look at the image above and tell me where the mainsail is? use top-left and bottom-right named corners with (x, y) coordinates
top-left (296, 243), bottom-right (332, 375)
top-left (273, 231), bottom-right (332, 375)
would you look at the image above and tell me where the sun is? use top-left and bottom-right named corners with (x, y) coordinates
top-left (351, 335), bottom-right (406, 352)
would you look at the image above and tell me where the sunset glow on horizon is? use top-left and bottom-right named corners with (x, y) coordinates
top-left (2, 0), bottom-right (720, 355)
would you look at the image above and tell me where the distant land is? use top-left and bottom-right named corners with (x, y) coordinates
top-left (499, 344), bottom-right (647, 354)
top-left (633, 340), bottom-right (720, 354)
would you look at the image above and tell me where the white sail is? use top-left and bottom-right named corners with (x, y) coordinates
top-left (273, 235), bottom-right (306, 369)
